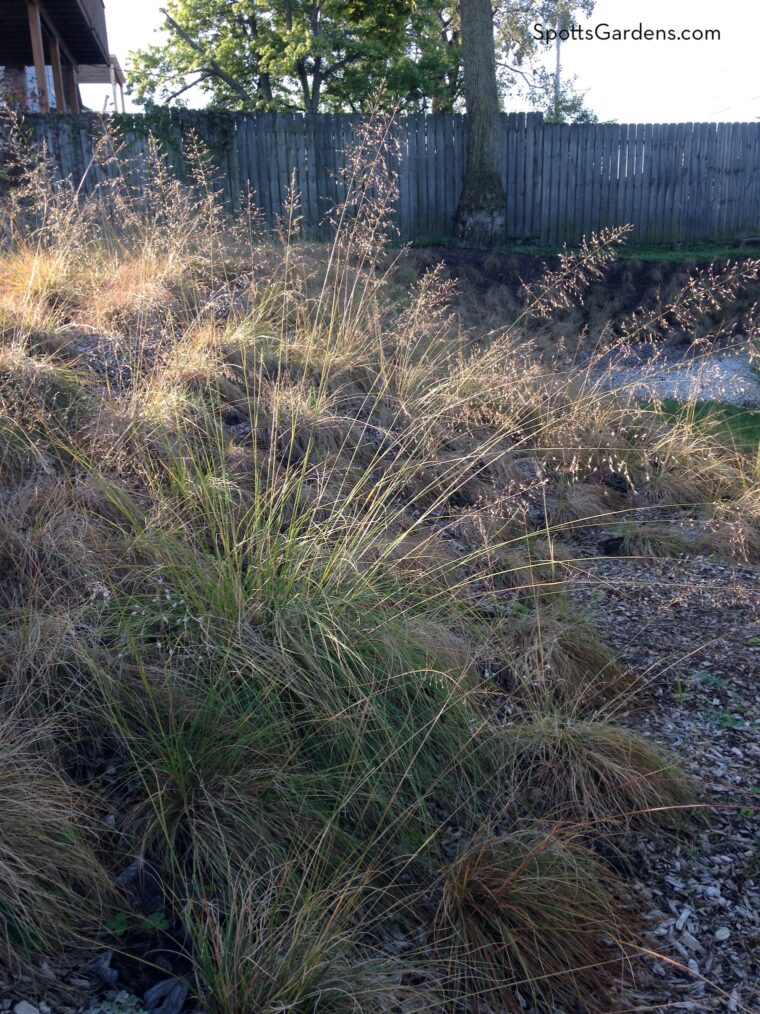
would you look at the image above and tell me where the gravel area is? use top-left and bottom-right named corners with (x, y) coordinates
top-left (592, 341), bottom-right (760, 408)
top-left (569, 543), bottom-right (760, 1011)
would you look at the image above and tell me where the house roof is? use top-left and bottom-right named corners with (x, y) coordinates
top-left (0, 0), bottom-right (110, 67)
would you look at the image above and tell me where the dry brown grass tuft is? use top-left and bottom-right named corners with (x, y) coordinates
top-left (0, 248), bottom-right (80, 333)
top-left (543, 478), bottom-right (626, 530)
top-left (0, 719), bottom-right (111, 975)
top-left (703, 493), bottom-right (760, 563)
top-left (0, 477), bottom-right (115, 608)
top-left (503, 714), bottom-right (695, 830)
top-left (492, 599), bottom-right (629, 707)
top-left (605, 519), bottom-right (695, 559)
top-left (79, 256), bottom-right (181, 335)
top-left (436, 827), bottom-right (633, 1011)
top-left (186, 871), bottom-right (415, 1014)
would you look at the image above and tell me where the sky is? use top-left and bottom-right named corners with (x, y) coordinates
top-left (82, 0), bottom-right (760, 123)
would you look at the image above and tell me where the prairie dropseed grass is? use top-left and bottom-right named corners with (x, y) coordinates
top-left (0, 115), bottom-right (758, 1010)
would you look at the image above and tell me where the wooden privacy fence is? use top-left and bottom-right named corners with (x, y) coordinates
top-left (8, 111), bottom-right (760, 245)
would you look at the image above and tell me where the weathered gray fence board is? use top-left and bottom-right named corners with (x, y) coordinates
top-left (565, 124), bottom-right (577, 241)
top-left (615, 125), bottom-right (627, 238)
top-left (434, 113), bottom-right (445, 237)
top-left (524, 112), bottom-right (536, 239)
top-left (396, 120), bottom-right (410, 240)
top-left (580, 123), bottom-right (591, 242)
top-left (682, 123), bottom-right (692, 242)
top-left (670, 123), bottom-right (684, 243)
top-left (602, 123), bottom-right (613, 235)
top-left (628, 123), bottom-right (641, 233)
top-left (690, 123), bottom-right (705, 242)
top-left (746, 125), bottom-right (760, 240)
top-left (442, 114), bottom-right (455, 234)
top-left (728, 123), bottom-right (744, 239)
top-left (722, 122), bottom-right (736, 240)
top-left (8, 111), bottom-right (760, 246)
top-left (543, 119), bottom-right (555, 242)
top-left (736, 124), bottom-right (750, 237)
top-left (657, 124), bottom-right (673, 245)
top-left (658, 125), bottom-right (674, 243)
top-left (543, 123), bottom-right (558, 244)
top-left (638, 123), bottom-right (650, 234)
top-left (715, 122), bottom-right (730, 240)
top-left (557, 124), bottom-right (569, 245)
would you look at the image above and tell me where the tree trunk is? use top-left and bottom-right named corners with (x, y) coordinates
top-left (453, 0), bottom-right (506, 246)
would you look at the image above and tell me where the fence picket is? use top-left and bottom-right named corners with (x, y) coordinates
top-left (11, 111), bottom-right (760, 246)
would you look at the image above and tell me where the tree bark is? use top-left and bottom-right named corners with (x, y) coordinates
top-left (453, 0), bottom-right (506, 246)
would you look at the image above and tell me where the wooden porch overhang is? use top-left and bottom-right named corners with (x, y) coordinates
top-left (1, 0), bottom-right (109, 67)
top-left (0, 1), bottom-right (116, 112)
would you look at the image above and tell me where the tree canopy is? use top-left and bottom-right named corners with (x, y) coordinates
top-left (128, 1), bottom-right (596, 118)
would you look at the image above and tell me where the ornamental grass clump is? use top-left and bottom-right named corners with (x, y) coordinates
top-left (0, 113), bottom-right (757, 1010)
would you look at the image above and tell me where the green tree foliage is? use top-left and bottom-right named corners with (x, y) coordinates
top-left (128, 1), bottom-right (418, 112)
top-left (127, 1), bottom-right (596, 117)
